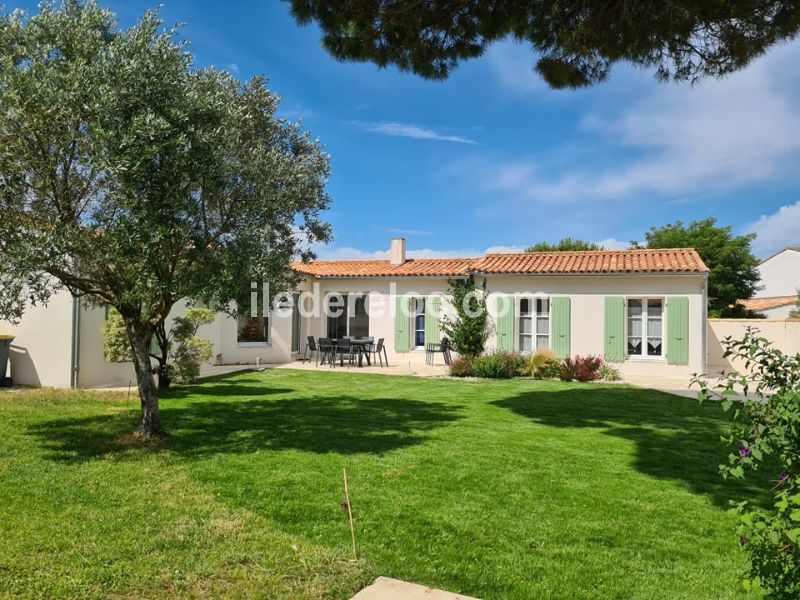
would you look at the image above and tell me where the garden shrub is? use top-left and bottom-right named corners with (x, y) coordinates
top-left (559, 355), bottom-right (603, 382)
top-left (520, 349), bottom-right (560, 378)
top-left (599, 364), bottom-right (622, 382)
top-left (449, 357), bottom-right (475, 377)
top-left (441, 276), bottom-right (488, 357)
top-left (471, 351), bottom-right (524, 379)
top-left (694, 327), bottom-right (800, 597)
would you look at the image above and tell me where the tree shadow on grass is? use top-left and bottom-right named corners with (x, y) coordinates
top-left (492, 387), bottom-right (774, 509)
top-left (27, 393), bottom-right (464, 463)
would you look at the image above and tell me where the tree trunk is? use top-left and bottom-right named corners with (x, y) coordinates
top-left (124, 318), bottom-right (164, 438)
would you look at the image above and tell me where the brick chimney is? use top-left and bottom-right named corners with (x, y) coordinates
top-left (389, 237), bottom-right (406, 265)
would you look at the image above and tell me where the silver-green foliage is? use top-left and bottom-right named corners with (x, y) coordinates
top-left (0, 1), bottom-right (331, 435)
top-left (102, 307), bottom-right (214, 383)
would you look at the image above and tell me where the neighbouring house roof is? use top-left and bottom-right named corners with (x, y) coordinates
top-left (760, 246), bottom-right (800, 264)
top-left (292, 248), bottom-right (709, 278)
top-left (739, 296), bottom-right (798, 312)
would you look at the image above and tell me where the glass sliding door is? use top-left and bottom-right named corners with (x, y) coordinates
top-left (326, 294), bottom-right (348, 339)
top-left (326, 293), bottom-right (370, 338)
top-left (291, 293), bottom-right (301, 352)
top-left (349, 294), bottom-right (369, 338)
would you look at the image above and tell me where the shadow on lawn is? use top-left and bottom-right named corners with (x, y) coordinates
top-left (28, 388), bottom-right (463, 462)
top-left (493, 387), bottom-right (773, 509)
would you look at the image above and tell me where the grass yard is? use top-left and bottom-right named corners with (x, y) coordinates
top-left (0, 369), bottom-right (768, 599)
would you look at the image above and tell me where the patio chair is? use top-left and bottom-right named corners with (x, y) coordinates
top-left (303, 336), bottom-right (318, 364)
top-left (317, 338), bottom-right (334, 366)
top-left (426, 336), bottom-right (452, 366)
top-left (369, 338), bottom-right (389, 367)
top-left (332, 338), bottom-right (356, 368)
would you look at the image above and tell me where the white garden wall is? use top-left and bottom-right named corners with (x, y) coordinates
top-left (707, 318), bottom-right (800, 374)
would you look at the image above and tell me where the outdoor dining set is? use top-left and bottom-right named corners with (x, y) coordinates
top-left (301, 336), bottom-right (453, 368)
top-left (302, 336), bottom-right (388, 368)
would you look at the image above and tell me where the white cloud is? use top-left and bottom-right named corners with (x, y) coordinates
top-left (315, 246), bottom-right (484, 260)
top-left (279, 105), bottom-right (317, 121)
top-left (486, 40), bottom-right (546, 96)
top-left (226, 63), bottom-right (241, 74)
top-left (595, 238), bottom-right (630, 250)
top-left (484, 245), bottom-right (527, 254)
top-left (352, 121), bottom-right (478, 145)
top-left (746, 201), bottom-right (800, 256)
top-left (461, 40), bottom-right (800, 204)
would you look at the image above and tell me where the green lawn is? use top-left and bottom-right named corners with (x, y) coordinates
top-left (0, 370), bottom-right (767, 599)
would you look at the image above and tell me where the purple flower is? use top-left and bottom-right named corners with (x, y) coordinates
top-left (777, 472), bottom-right (789, 486)
top-left (739, 536), bottom-right (749, 546)
top-left (739, 444), bottom-right (752, 458)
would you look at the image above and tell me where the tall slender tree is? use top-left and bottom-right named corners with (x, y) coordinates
top-left (0, 1), bottom-right (331, 437)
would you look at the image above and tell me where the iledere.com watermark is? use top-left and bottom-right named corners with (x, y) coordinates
top-left (248, 281), bottom-right (502, 320)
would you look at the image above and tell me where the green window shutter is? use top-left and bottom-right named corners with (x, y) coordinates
top-left (666, 296), bottom-right (689, 365)
top-left (496, 296), bottom-right (514, 352)
top-left (394, 296), bottom-right (410, 353)
top-left (424, 296), bottom-right (441, 347)
top-left (551, 297), bottom-right (571, 358)
top-left (604, 297), bottom-right (624, 362)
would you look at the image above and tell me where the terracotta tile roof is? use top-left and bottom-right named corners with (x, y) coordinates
top-left (739, 296), bottom-right (797, 312)
top-left (293, 248), bottom-right (708, 278)
top-left (291, 257), bottom-right (477, 278)
top-left (472, 248), bottom-right (708, 275)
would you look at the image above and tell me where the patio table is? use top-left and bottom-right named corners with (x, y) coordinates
top-left (329, 338), bottom-right (373, 367)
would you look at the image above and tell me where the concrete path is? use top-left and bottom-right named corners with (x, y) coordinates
top-left (350, 577), bottom-right (479, 600)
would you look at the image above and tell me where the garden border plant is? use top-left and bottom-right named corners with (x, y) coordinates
top-left (693, 327), bottom-right (800, 597)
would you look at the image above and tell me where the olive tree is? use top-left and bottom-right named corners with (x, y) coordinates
top-left (0, 1), bottom-right (331, 437)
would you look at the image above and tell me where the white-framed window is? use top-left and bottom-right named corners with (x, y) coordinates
top-left (412, 297), bottom-right (426, 347)
top-left (326, 293), bottom-right (370, 339)
top-left (238, 315), bottom-right (269, 344)
top-left (518, 297), bottom-right (550, 353)
top-left (627, 298), bottom-right (663, 357)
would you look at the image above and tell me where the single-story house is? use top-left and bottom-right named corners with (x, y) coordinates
top-left (0, 239), bottom-right (709, 387)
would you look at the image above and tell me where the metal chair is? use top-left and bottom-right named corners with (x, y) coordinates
top-left (332, 338), bottom-right (356, 368)
top-left (426, 336), bottom-right (452, 366)
top-left (370, 338), bottom-right (389, 367)
top-left (317, 338), bottom-right (334, 366)
top-left (303, 336), bottom-right (318, 364)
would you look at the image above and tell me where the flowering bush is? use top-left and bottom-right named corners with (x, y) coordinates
top-left (693, 327), bottom-right (800, 597)
top-left (471, 351), bottom-right (525, 379)
top-left (449, 356), bottom-right (476, 377)
top-left (559, 355), bottom-right (603, 382)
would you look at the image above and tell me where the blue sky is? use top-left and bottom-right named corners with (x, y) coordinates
top-left (16, 1), bottom-right (800, 258)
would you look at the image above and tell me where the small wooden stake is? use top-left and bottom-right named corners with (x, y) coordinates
top-left (127, 379), bottom-right (132, 404)
top-left (343, 466), bottom-right (357, 560)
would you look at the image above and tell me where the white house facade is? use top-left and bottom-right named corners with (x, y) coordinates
top-left (739, 247), bottom-right (800, 317)
top-left (1, 240), bottom-right (709, 387)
